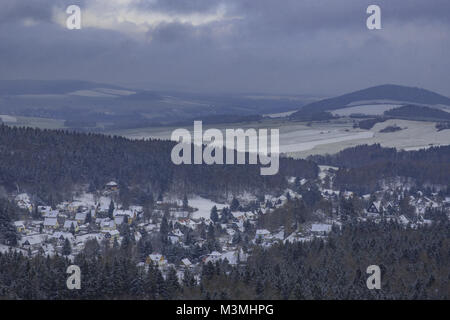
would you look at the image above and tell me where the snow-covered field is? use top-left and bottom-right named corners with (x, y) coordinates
top-left (68, 88), bottom-right (136, 98)
top-left (286, 119), bottom-right (450, 158)
top-left (188, 196), bottom-right (227, 220)
top-left (263, 110), bottom-right (297, 118)
top-left (73, 193), bottom-right (112, 211)
top-left (332, 104), bottom-right (401, 116)
top-left (113, 117), bottom-right (450, 159)
top-left (0, 114), bottom-right (17, 123)
top-left (280, 130), bottom-right (374, 153)
top-left (115, 121), bottom-right (374, 155)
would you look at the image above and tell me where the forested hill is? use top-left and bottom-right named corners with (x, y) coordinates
top-left (290, 84), bottom-right (450, 119)
top-left (0, 125), bottom-right (317, 204)
top-left (309, 144), bottom-right (450, 193)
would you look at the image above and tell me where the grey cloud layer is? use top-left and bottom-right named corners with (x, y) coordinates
top-left (1, 0), bottom-right (449, 95)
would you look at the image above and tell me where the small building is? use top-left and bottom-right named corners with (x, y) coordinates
top-left (103, 230), bottom-right (120, 243)
top-left (311, 223), bottom-right (332, 235)
top-left (15, 193), bottom-right (33, 212)
top-left (64, 220), bottom-right (79, 232)
top-left (13, 221), bottom-right (26, 233)
top-left (21, 235), bottom-right (45, 250)
top-left (100, 219), bottom-right (116, 231)
top-left (181, 258), bottom-right (192, 268)
top-left (75, 212), bottom-right (88, 224)
top-left (384, 202), bottom-right (397, 216)
top-left (147, 253), bottom-right (167, 267)
top-left (114, 215), bottom-right (126, 225)
top-left (105, 181), bottom-right (119, 192)
top-left (44, 218), bottom-right (59, 229)
top-left (172, 229), bottom-right (184, 238)
top-left (51, 232), bottom-right (74, 244)
top-left (255, 229), bottom-right (271, 240)
top-left (367, 201), bottom-right (383, 215)
top-left (42, 210), bottom-right (59, 219)
top-left (114, 209), bottom-right (135, 223)
top-left (203, 251), bottom-right (222, 263)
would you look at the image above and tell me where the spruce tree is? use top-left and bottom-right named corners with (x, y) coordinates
top-left (108, 200), bottom-right (115, 219)
top-left (62, 238), bottom-right (72, 256)
top-left (210, 206), bottom-right (218, 223)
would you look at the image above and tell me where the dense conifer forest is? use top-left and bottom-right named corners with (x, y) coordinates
top-left (0, 125), bottom-right (318, 205)
top-left (309, 144), bottom-right (450, 194)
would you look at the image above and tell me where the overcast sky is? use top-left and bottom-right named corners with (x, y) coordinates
top-left (1, 0), bottom-right (449, 96)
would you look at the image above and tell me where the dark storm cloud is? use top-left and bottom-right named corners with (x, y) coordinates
top-left (0, 0), bottom-right (449, 96)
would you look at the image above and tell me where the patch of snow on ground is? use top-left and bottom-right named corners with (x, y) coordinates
top-left (332, 104), bottom-right (402, 116)
top-left (318, 165), bottom-right (338, 180)
top-left (73, 193), bottom-right (112, 211)
top-left (189, 197), bottom-right (227, 220)
top-left (0, 114), bottom-right (17, 122)
top-left (263, 110), bottom-right (297, 118)
top-left (280, 131), bottom-right (374, 153)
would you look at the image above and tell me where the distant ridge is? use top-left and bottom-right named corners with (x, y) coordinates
top-left (290, 84), bottom-right (450, 119)
top-left (0, 80), bottom-right (127, 95)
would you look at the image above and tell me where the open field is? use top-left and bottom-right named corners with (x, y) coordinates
top-left (331, 104), bottom-right (401, 116)
top-left (110, 118), bottom-right (450, 158)
top-left (5, 116), bottom-right (66, 129)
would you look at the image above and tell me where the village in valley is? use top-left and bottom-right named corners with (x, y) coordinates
top-left (4, 166), bottom-right (450, 283)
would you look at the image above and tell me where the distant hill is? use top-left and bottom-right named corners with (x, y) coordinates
top-left (0, 80), bottom-right (126, 95)
top-left (0, 79), bottom-right (312, 131)
top-left (290, 84), bottom-right (450, 119)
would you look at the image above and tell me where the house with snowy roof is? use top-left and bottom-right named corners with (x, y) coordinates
top-left (102, 229), bottom-right (120, 244)
top-left (44, 218), bottom-right (59, 229)
top-left (105, 181), bottom-right (119, 192)
top-left (255, 229), bottom-right (271, 240)
top-left (13, 221), bottom-right (26, 233)
top-left (181, 258), bottom-right (192, 268)
top-left (42, 210), bottom-right (59, 219)
top-left (51, 232), bottom-right (74, 244)
top-left (100, 219), bottom-right (116, 231)
top-left (203, 251), bottom-right (222, 263)
top-left (311, 223), bottom-right (332, 235)
top-left (20, 234), bottom-right (47, 250)
top-left (15, 193), bottom-right (33, 212)
top-left (366, 201), bottom-right (384, 216)
top-left (114, 209), bottom-right (135, 223)
top-left (114, 215), bottom-right (126, 225)
top-left (147, 253), bottom-right (167, 267)
top-left (75, 212), bottom-right (88, 224)
top-left (63, 220), bottom-right (79, 232)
